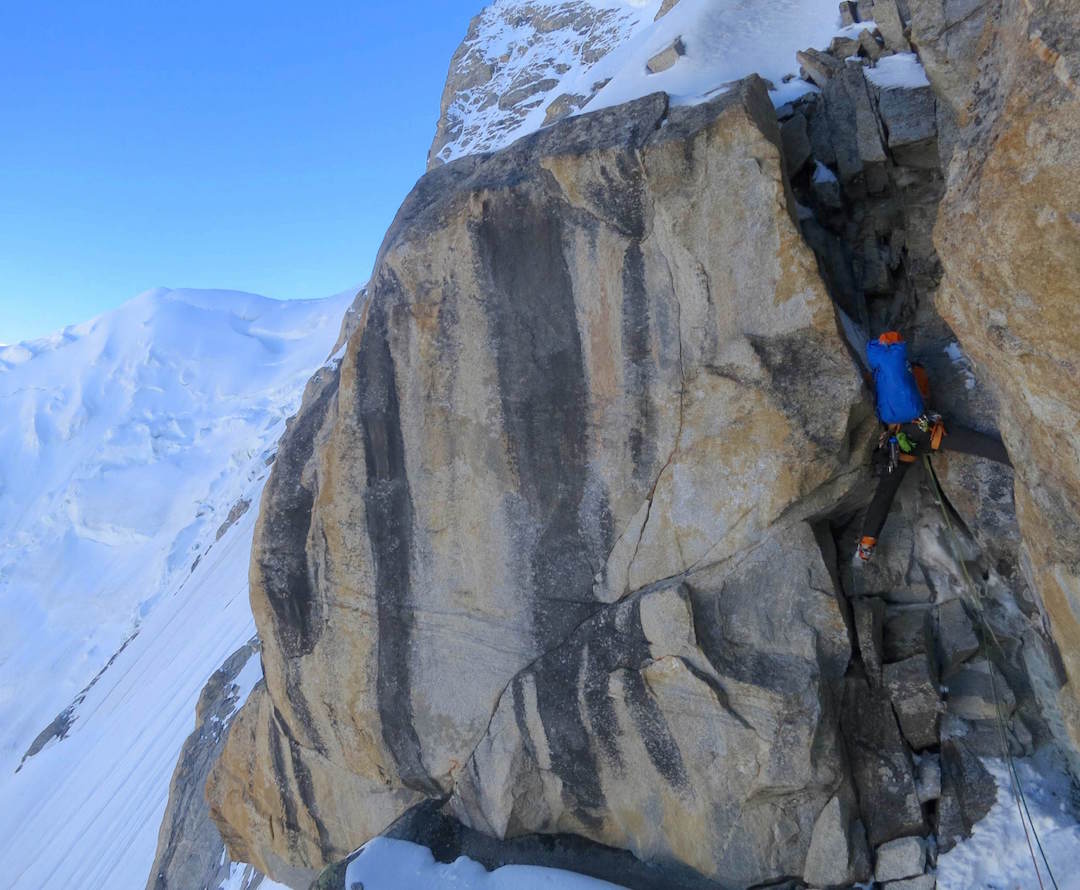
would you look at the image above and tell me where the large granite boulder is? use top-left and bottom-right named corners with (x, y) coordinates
top-left (207, 77), bottom-right (869, 887)
top-left (907, 0), bottom-right (1080, 754)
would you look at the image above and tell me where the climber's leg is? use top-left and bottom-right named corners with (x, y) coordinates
top-left (858, 459), bottom-right (913, 560)
top-left (937, 423), bottom-right (1011, 467)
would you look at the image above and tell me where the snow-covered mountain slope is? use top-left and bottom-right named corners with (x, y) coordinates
top-left (429, 0), bottom-right (841, 166)
top-left (0, 288), bottom-right (353, 888)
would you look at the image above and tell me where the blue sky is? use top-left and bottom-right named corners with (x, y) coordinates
top-left (0, 1), bottom-right (482, 343)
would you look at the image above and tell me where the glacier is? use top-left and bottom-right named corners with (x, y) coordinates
top-left (0, 288), bottom-right (352, 888)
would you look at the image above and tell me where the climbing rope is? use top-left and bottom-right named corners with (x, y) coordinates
top-left (923, 454), bottom-right (1060, 890)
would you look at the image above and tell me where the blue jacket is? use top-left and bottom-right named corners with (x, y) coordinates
top-left (867, 339), bottom-right (925, 423)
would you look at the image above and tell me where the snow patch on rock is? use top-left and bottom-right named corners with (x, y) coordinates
top-left (864, 51), bottom-right (931, 89)
top-left (938, 756), bottom-right (1080, 889)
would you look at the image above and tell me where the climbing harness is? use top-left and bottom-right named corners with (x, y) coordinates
top-left (878, 426), bottom-right (911, 474)
top-left (923, 454), bottom-right (1061, 890)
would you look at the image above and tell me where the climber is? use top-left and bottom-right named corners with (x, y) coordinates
top-left (856, 331), bottom-right (1011, 562)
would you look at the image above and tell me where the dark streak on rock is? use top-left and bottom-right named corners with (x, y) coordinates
top-left (511, 677), bottom-right (530, 744)
top-left (258, 371), bottom-right (339, 658)
top-left (583, 640), bottom-right (622, 767)
top-left (434, 278), bottom-right (462, 448)
top-left (288, 736), bottom-right (332, 858)
top-left (474, 190), bottom-right (597, 634)
top-left (748, 330), bottom-right (856, 454)
top-left (506, 591), bottom-right (693, 831)
top-left (623, 599), bottom-right (689, 788)
top-left (356, 291), bottom-right (436, 790)
top-left (620, 668), bottom-right (689, 789)
top-left (622, 241), bottom-right (658, 484)
top-left (355, 293), bottom-right (435, 794)
top-left (473, 185), bottom-right (624, 821)
top-left (284, 661), bottom-right (325, 756)
top-left (585, 153), bottom-right (648, 239)
top-left (268, 712), bottom-right (302, 839)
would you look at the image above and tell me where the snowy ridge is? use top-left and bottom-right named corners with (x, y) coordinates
top-left (432, 0), bottom-right (843, 166)
top-left (0, 287), bottom-right (353, 888)
top-left (431, 0), bottom-right (651, 165)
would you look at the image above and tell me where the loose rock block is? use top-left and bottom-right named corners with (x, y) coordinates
top-left (936, 598), bottom-right (979, 676)
top-left (884, 652), bottom-right (941, 750)
top-left (875, 835), bottom-right (927, 882)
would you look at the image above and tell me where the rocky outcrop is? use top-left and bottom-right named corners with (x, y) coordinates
top-left (147, 640), bottom-right (266, 890)
top-left (209, 76), bottom-right (877, 888)
top-left (777, 5), bottom-right (1076, 881)
top-left (428, 1), bottom-right (644, 167)
top-left (905, 0), bottom-right (1080, 754)
top-left (646, 37), bottom-right (686, 75)
top-left (783, 0), bottom-right (1073, 760)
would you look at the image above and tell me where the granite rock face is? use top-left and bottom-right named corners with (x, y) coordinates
top-left (787, 0), bottom-right (1076, 783)
top-left (451, 530), bottom-right (854, 885)
top-left (907, 0), bottom-right (1080, 752)
top-left (883, 651), bottom-right (941, 750)
top-left (874, 835), bottom-right (926, 883)
top-left (803, 792), bottom-right (872, 888)
top-left (841, 672), bottom-right (926, 846)
top-left (207, 78), bottom-right (871, 887)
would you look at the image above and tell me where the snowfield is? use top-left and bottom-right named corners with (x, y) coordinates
top-left (0, 288), bottom-right (353, 888)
